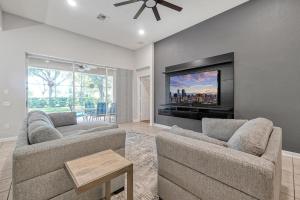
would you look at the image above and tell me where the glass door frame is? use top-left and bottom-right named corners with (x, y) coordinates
top-left (25, 53), bottom-right (117, 123)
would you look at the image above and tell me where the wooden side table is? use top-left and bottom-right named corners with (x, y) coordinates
top-left (65, 149), bottom-right (133, 200)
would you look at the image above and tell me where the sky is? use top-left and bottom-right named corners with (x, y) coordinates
top-left (170, 70), bottom-right (218, 95)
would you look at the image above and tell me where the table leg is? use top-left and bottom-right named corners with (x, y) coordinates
top-left (127, 165), bottom-right (133, 200)
top-left (105, 181), bottom-right (111, 200)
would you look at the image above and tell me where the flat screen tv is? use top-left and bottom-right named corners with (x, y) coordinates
top-left (169, 70), bottom-right (220, 105)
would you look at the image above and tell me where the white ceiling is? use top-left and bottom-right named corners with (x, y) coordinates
top-left (0, 0), bottom-right (249, 50)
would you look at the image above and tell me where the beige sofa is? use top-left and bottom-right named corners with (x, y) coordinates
top-left (13, 111), bottom-right (126, 200)
top-left (156, 118), bottom-right (282, 200)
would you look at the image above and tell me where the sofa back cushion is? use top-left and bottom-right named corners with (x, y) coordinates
top-left (170, 126), bottom-right (227, 147)
top-left (27, 111), bottom-right (63, 144)
top-left (48, 112), bottom-right (77, 127)
top-left (227, 118), bottom-right (273, 156)
top-left (28, 120), bottom-right (63, 144)
top-left (202, 118), bottom-right (247, 141)
top-left (28, 110), bottom-right (54, 127)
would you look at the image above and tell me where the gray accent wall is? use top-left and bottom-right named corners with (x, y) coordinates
top-left (154, 0), bottom-right (300, 152)
top-left (116, 69), bottom-right (133, 123)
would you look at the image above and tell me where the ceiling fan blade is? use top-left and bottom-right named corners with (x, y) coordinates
top-left (114, 0), bottom-right (140, 7)
top-left (152, 7), bottom-right (161, 21)
top-left (134, 3), bottom-right (146, 19)
top-left (157, 0), bottom-right (182, 11)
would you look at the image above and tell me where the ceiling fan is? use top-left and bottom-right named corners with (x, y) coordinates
top-left (114, 0), bottom-right (183, 21)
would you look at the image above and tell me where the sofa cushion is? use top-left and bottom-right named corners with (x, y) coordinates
top-left (227, 118), bottom-right (273, 156)
top-left (28, 111), bottom-right (54, 127)
top-left (80, 124), bottom-right (119, 135)
top-left (60, 125), bottom-right (119, 137)
top-left (61, 124), bottom-right (119, 137)
top-left (170, 126), bottom-right (227, 147)
top-left (60, 130), bottom-right (85, 137)
top-left (48, 112), bottom-right (77, 128)
top-left (28, 120), bottom-right (49, 133)
top-left (28, 121), bottom-right (63, 144)
top-left (56, 121), bottom-right (112, 133)
top-left (202, 118), bottom-right (247, 141)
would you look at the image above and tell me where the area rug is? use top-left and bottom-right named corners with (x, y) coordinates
top-left (112, 132), bottom-right (159, 200)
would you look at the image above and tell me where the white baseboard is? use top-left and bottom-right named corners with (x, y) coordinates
top-left (282, 150), bottom-right (300, 158)
top-left (0, 136), bottom-right (17, 143)
top-left (133, 119), bottom-right (140, 123)
top-left (153, 123), bottom-right (171, 129)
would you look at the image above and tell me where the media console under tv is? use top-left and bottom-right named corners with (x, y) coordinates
top-left (158, 104), bottom-right (234, 120)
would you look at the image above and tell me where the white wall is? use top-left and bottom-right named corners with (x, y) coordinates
top-left (0, 12), bottom-right (135, 138)
top-left (132, 44), bottom-right (154, 124)
top-left (134, 44), bottom-right (154, 70)
top-left (0, 7), bottom-right (2, 31)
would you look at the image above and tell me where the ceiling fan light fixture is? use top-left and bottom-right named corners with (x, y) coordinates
top-left (138, 29), bottom-right (145, 35)
top-left (67, 0), bottom-right (77, 7)
top-left (145, 0), bottom-right (157, 8)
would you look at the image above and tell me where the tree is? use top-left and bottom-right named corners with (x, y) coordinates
top-left (28, 67), bottom-right (71, 104)
top-left (90, 75), bottom-right (106, 102)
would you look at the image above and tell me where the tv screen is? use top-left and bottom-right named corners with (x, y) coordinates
top-left (169, 70), bottom-right (219, 105)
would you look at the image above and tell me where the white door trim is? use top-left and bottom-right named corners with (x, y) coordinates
top-left (134, 66), bottom-right (151, 122)
top-left (138, 74), bottom-right (150, 122)
top-left (138, 75), bottom-right (151, 121)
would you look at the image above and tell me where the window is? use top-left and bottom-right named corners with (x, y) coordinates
top-left (27, 55), bottom-right (116, 123)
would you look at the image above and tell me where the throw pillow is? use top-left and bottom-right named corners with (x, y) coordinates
top-left (48, 112), bottom-right (77, 127)
top-left (227, 118), bottom-right (273, 156)
top-left (28, 124), bottom-right (63, 144)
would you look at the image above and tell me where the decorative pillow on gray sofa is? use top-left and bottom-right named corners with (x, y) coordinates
top-left (48, 112), bottom-right (77, 127)
top-left (227, 118), bottom-right (273, 156)
top-left (202, 118), bottom-right (247, 141)
top-left (170, 126), bottom-right (227, 147)
top-left (28, 120), bottom-right (63, 144)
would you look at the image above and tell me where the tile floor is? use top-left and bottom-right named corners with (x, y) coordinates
top-left (0, 122), bottom-right (298, 200)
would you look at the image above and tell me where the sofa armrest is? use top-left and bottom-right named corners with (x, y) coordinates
top-left (13, 128), bottom-right (126, 184)
top-left (156, 131), bottom-right (275, 200)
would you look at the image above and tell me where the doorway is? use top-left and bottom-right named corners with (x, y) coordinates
top-left (139, 75), bottom-right (150, 123)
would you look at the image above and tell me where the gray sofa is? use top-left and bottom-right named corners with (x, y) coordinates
top-left (156, 118), bottom-right (282, 200)
top-left (13, 111), bottom-right (126, 200)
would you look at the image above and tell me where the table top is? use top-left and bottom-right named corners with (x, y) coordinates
top-left (65, 149), bottom-right (133, 192)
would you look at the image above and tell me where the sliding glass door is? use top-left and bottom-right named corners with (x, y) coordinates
top-left (27, 58), bottom-right (74, 113)
top-left (27, 55), bottom-right (116, 123)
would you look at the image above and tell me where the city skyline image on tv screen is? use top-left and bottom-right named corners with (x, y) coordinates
top-left (169, 70), bottom-right (219, 105)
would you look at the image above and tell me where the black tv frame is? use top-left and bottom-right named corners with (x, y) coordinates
top-left (159, 52), bottom-right (234, 120)
top-left (164, 52), bottom-right (234, 74)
